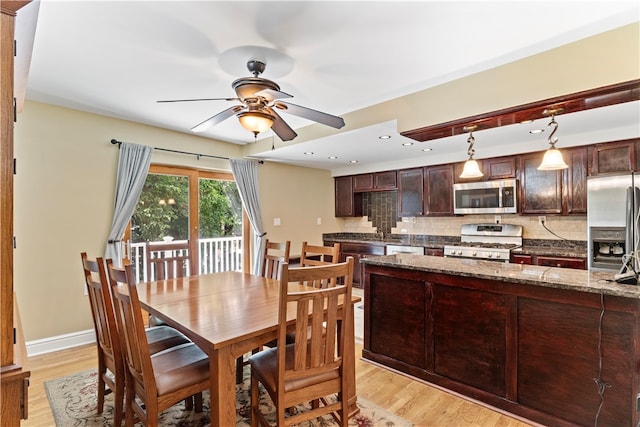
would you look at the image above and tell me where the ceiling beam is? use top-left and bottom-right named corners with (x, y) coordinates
top-left (401, 79), bottom-right (640, 142)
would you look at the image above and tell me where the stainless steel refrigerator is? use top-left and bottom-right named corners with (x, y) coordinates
top-left (587, 174), bottom-right (640, 273)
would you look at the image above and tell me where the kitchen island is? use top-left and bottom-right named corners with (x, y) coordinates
top-left (361, 254), bottom-right (639, 427)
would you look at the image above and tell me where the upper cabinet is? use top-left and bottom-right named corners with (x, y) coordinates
top-left (589, 138), bottom-right (640, 175)
top-left (397, 168), bottom-right (424, 216)
top-left (334, 176), bottom-right (362, 217)
top-left (424, 165), bottom-right (454, 216)
top-left (519, 147), bottom-right (588, 215)
top-left (519, 152), bottom-right (563, 214)
top-left (353, 171), bottom-right (397, 192)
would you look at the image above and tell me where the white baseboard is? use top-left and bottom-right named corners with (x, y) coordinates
top-left (26, 329), bottom-right (96, 357)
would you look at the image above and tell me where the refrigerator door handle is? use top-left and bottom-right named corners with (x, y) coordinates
top-left (626, 186), bottom-right (633, 257)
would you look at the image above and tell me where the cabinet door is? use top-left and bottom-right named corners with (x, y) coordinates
top-left (511, 254), bottom-right (533, 265)
top-left (536, 256), bottom-right (586, 270)
top-left (335, 176), bottom-right (362, 217)
top-left (398, 168), bottom-right (424, 216)
top-left (590, 139), bottom-right (636, 175)
top-left (519, 152), bottom-right (563, 214)
top-left (424, 165), bottom-right (454, 216)
top-left (374, 170), bottom-right (397, 190)
top-left (353, 173), bottom-right (374, 192)
top-left (484, 156), bottom-right (517, 180)
top-left (563, 147), bottom-right (587, 214)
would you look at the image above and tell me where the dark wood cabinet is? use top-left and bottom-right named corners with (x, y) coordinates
top-left (563, 146), bottom-right (588, 214)
top-left (424, 248), bottom-right (444, 257)
top-left (353, 171), bottom-right (397, 192)
top-left (334, 176), bottom-right (362, 217)
top-left (535, 255), bottom-right (587, 269)
top-left (363, 263), bottom-right (638, 427)
top-left (519, 152), bottom-right (563, 214)
top-left (590, 139), bottom-right (638, 175)
top-left (336, 242), bottom-right (385, 288)
top-left (424, 165), bottom-right (454, 216)
top-left (397, 168), bottom-right (424, 216)
top-left (484, 156), bottom-right (518, 180)
top-left (511, 253), bottom-right (586, 269)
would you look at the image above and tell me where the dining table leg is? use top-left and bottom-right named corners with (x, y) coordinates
top-left (209, 346), bottom-right (237, 426)
top-left (344, 301), bottom-right (359, 417)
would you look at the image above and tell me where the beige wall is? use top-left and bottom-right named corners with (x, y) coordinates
top-left (13, 102), bottom-right (339, 341)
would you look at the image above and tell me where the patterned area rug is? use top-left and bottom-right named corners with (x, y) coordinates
top-left (45, 366), bottom-right (412, 426)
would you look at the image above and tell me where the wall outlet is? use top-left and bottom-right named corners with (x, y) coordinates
top-left (538, 216), bottom-right (546, 225)
top-left (494, 215), bottom-right (501, 224)
top-left (273, 217), bottom-right (281, 226)
top-left (317, 217), bottom-right (322, 225)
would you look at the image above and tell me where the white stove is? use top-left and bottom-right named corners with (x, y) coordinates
top-left (444, 223), bottom-right (523, 262)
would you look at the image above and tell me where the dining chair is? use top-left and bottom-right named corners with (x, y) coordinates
top-left (145, 240), bottom-right (191, 326)
top-left (249, 257), bottom-right (354, 427)
top-left (300, 241), bottom-right (340, 268)
top-left (145, 240), bottom-right (191, 281)
top-left (106, 260), bottom-right (211, 427)
top-left (80, 253), bottom-right (192, 426)
top-left (261, 239), bottom-right (291, 279)
top-left (235, 239), bottom-right (292, 384)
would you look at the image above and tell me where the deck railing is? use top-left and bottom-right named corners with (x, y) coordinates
top-left (129, 236), bottom-right (242, 283)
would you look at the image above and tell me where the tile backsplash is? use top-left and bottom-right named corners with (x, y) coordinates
top-left (342, 191), bottom-right (587, 242)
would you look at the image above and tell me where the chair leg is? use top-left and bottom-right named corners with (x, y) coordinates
top-left (113, 374), bottom-right (125, 426)
top-left (250, 371), bottom-right (259, 427)
top-left (96, 359), bottom-right (106, 413)
top-left (184, 396), bottom-right (193, 410)
top-left (236, 355), bottom-right (245, 384)
top-left (194, 392), bottom-right (203, 413)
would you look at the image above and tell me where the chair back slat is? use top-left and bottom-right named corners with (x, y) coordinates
top-left (146, 240), bottom-right (191, 281)
top-left (299, 242), bottom-right (341, 287)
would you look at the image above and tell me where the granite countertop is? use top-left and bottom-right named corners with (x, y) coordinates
top-left (361, 254), bottom-right (640, 299)
top-left (324, 233), bottom-right (588, 257)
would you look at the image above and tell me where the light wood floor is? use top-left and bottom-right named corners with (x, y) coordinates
top-left (23, 343), bottom-right (535, 427)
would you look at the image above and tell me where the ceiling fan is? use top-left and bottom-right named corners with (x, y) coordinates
top-left (158, 60), bottom-right (345, 141)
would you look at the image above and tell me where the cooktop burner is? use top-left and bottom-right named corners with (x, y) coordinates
top-left (444, 223), bottom-right (523, 261)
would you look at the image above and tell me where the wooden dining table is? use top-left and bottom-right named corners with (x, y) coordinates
top-left (134, 270), bottom-right (360, 426)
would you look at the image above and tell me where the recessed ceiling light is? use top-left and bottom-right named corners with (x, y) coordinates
top-left (402, 142), bottom-right (414, 146)
top-left (304, 151), bottom-right (314, 155)
top-left (520, 119), bottom-right (534, 124)
top-left (529, 129), bottom-right (544, 134)
top-left (379, 135), bottom-right (391, 140)
top-left (349, 160), bottom-right (359, 164)
top-left (328, 156), bottom-right (338, 160)
top-left (422, 148), bottom-right (433, 152)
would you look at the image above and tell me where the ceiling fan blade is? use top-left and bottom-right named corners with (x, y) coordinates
top-left (266, 107), bottom-right (297, 141)
top-left (158, 97), bottom-right (239, 103)
top-left (274, 101), bottom-right (345, 129)
top-left (191, 105), bottom-right (244, 133)
top-left (254, 88), bottom-right (293, 101)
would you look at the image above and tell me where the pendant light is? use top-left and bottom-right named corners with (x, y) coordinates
top-left (459, 125), bottom-right (484, 179)
top-left (538, 109), bottom-right (568, 170)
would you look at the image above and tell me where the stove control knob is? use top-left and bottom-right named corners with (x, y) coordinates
top-left (487, 252), bottom-right (493, 258)
top-left (471, 251), bottom-right (477, 257)
top-left (495, 253), bottom-right (502, 259)
top-left (456, 250), bottom-right (462, 256)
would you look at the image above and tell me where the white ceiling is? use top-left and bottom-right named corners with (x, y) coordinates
top-left (21, 0), bottom-right (640, 174)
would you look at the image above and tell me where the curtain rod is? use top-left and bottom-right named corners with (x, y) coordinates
top-left (110, 138), bottom-right (233, 161)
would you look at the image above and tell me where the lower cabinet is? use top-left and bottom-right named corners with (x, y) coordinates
top-left (363, 264), bottom-right (637, 427)
top-left (512, 253), bottom-right (587, 269)
top-left (329, 241), bottom-right (385, 288)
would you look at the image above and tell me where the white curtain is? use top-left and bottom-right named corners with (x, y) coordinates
top-left (230, 159), bottom-right (265, 275)
top-left (105, 142), bottom-right (154, 265)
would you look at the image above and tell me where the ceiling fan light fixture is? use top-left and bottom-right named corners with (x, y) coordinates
top-left (459, 125), bottom-right (484, 179)
top-left (237, 111), bottom-right (275, 136)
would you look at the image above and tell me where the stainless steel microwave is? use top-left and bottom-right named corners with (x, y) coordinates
top-left (453, 179), bottom-right (518, 214)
